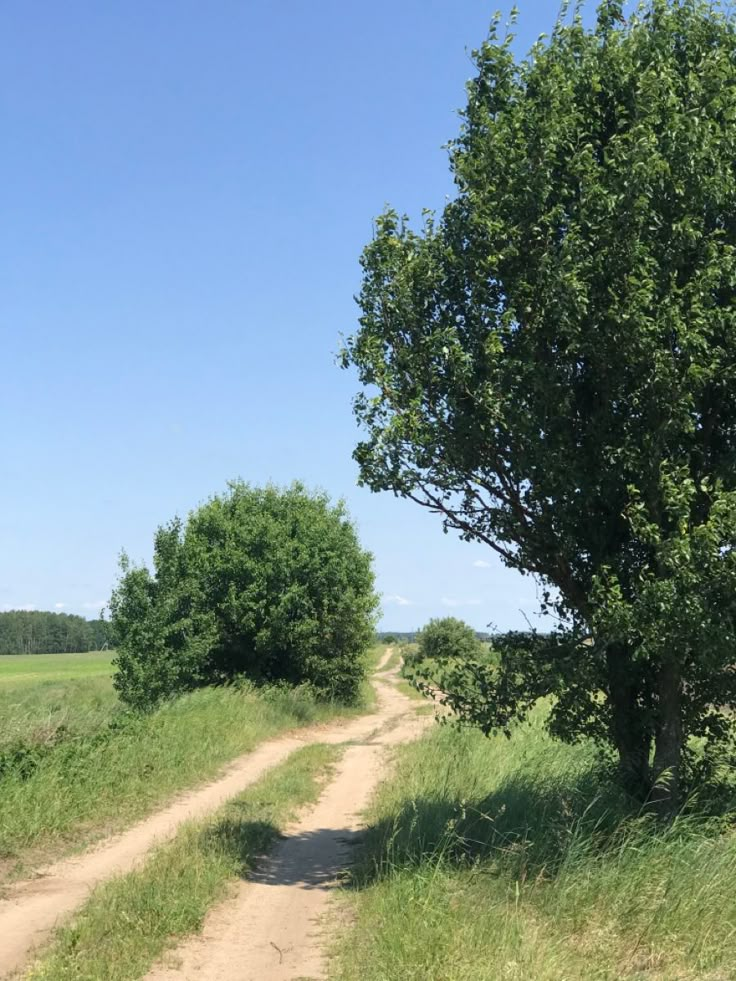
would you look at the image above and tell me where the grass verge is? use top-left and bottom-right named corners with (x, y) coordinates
top-left (331, 711), bottom-right (736, 981)
top-left (0, 683), bottom-right (353, 880)
top-left (26, 742), bottom-right (341, 981)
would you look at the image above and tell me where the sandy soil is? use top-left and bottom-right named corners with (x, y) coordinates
top-left (0, 650), bottom-right (426, 978)
top-left (145, 661), bottom-right (427, 981)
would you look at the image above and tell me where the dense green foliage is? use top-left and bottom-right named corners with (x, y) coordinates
top-left (334, 711), bottom-right (736, 980)
top-left (110, 481), bottom-right (378, 710)
top-left (411, 630), bottom-right (554, 728)
top-left (0, 611), bottom-right (110, 655)
top-left (405, 618), bottom-right (493, 681)
top-left (414, 617), bottom-right (487, 664)
top-left (343, 0), bottom-right (736, 804)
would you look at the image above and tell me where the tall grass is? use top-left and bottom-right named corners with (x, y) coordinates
top-left (0, 676), bottom-right (118, 753)
top-left (333, 711), bottom-right (736, 980)
top-left (0, 682), bottom-right (346, 879)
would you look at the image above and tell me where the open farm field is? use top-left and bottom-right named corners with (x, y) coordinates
top-left (0, 652), bottom-right (118, 755)
top-left (0, 650), bottom-right (115, 687)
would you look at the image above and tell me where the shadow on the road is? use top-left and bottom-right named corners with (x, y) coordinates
top-left (250, 827), bottom-right (362, 890)
top-left (203, 816), bottom-right (363, 891)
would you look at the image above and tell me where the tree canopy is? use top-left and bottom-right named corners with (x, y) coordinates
top-left (415, 617), bottom-right (488, 664)
top-left (342, 0), bottom-right (736, 807)
top-left (110, 481), bottom-right (379, 710)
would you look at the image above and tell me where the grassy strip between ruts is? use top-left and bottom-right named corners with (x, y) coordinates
top-left (331, 710), bottom-right (736, 981)
top-left (0, 676), bottom-right (370, 882)
top-left (25, 742), bottom-right (343, 981)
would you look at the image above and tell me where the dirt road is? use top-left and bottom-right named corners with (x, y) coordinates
top-left (0, 651), bottom-right (427, 978)
top-left (146, 660), bottom-right (426, 980)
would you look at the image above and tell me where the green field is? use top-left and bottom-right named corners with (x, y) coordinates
top-left (0, 652), bottom-right (118, 757)
top-left (0, 650), bottom-right (114, 688)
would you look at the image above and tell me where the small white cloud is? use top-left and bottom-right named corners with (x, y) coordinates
top-left (384, 593), bottom-right (413, 607)
top-left (82, 600), bottom-right (106, 611)
top-left (473, 559), bottom-right (491, 568)
top-left (54, 602), bottom-right (66, 610)
top-left (441, 597), bottom-right (482, 608)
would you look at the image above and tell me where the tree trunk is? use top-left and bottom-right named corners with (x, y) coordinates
top-left (651, 657), bottom-right (683, 816)
top-left (606, 643), bottom-right (652, 800)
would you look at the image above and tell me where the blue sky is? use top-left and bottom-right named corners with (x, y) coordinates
top-left (1, 1), bottom-right (582, 632)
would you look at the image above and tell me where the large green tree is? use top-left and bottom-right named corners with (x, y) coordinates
top-left (110, 481), bottom-right (379, 709)
top-left (342, 0), bottom-right (736, 807)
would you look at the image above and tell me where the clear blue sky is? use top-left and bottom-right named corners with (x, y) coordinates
top-left (1, 1), bottom-right (581, 632)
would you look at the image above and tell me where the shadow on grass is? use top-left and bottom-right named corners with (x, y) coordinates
top-left (347, 763), bottom-right (649, 889)
top-left (200, 816), bottom-right (281, 877)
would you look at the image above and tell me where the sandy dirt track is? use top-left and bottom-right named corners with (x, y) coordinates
top-left (145, 661), bottom-right (427, 981)
top-left (0, 650), bottom-right (425, 978)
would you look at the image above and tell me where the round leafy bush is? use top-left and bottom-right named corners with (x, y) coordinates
top-left (414, 617), bottom-right (487, 665)
top-left (110, 482), bottom-right (379, 710)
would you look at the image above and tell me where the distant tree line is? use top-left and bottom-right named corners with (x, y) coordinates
top-left (0, 611), bottom-right (111, 654)
top-left (377, 630), bottom-right (495, 645)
